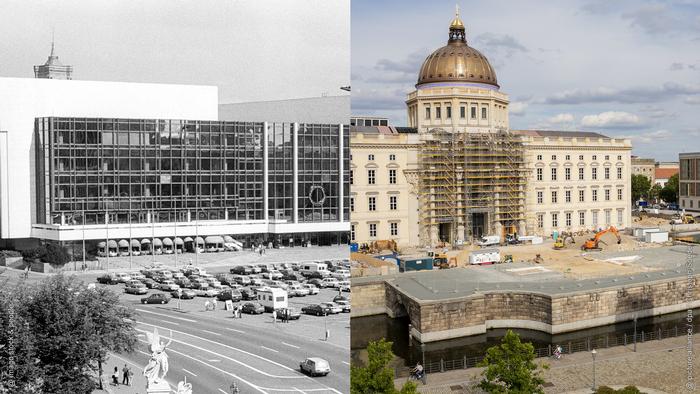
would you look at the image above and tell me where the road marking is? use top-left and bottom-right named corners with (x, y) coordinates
top-left (208, 359), bottom-right (221, 362)
top-left (281, 342), bottom-right (300, 349)
top-left (163, 347), bottom-right (267, 394)
top-left (342, 361), bottom-right (350, 365)
top-left (182, 368), bottom-right (197, 377)
top-left (136, 308), bottom-right (197, 322)
top-left (158, 319), bottom-right (181, 326)
top-left (201, 329), bottom-right (221, 336)
top-left (136, 322), bottom-right (300, 378)
top-left (292, 388), bottom-right (305, 393)
top-left (260, 346), bottom-right (278, 353)
top-left (218, 389), bottom-right (228, 394)
top-left (135, 327), bottom-right (302, 379)
top-left (226, 328), bottom-right (245, 334)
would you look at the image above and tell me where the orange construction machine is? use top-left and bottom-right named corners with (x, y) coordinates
top-left (581, 226), bottom-right (621, 251)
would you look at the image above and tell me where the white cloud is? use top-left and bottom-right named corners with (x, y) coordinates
top-left (581, 111), bottom-right (644, 128)
top-left (547, 113), bottom-right (575, 124)
top-left (509, 102), bottom-right (528, 116)
top-left (620, 129), bottom-right (673, 144)
top-left (685, 96), bottom-right (700, 105)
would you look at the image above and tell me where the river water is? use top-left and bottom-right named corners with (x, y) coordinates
top-left (351, 308), bottom-right (700, 370)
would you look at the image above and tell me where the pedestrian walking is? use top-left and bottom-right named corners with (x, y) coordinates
top-left (212, 298), bottom-right (218, 310)
top-left (111, 366), bottom-right (119, 386)
top-left (122, 364), bottom-right (130, 386)
top-left (272, 309), bottom-right (277, 324)
top-left (325, 329), bottom-right (330, 341)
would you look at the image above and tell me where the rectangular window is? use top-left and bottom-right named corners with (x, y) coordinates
top-left (579, 190), bottom-right (585, 202)
top-left (579, 211), bottom-right (585, 226)
top-left (537, 214), bottom-right (544, 229)
top-left (617, 210), bottom-right (623, 225)
top-left (605, 167), bottom-right (610, 180)
top-left (566, 155), bottom-right (570, 160)
top-left (592, 189), bottom-right (598, 202)
top-left (617, 167), bottom-right (622, 179)
top-left (446, 106), bottom-right (452, 119)
top-left (460, 106), bottom-right (466, 118)
top-left (605, 189), bottom-right (610, 201)
top-left (389, 154), bottom-right (396, 161)
top-left (368, 197), bottom-right (376, 211)
top-left (537, 155), bottom-right (542, 161)
top-left (350, 224), bottom-right (355, 241)
top-left (592, 211), bottom-right (599, 227)
top-left (537, 191), bottom-right (543, 204)
top-left (552, 213), bottom-right (558, 228)
top-left (566, 212), bottom-right (572, 227)
top-left (565, 190), bottom-right (571, 203)
top-left (481, 107), bottom-right (487, 119)
top-left (436, 107), bottom-right (441, 119)
top-left (617, 188), bottom-right (623, 200)
top-left (368, 170), bottom-right (375, 185)
top-left (579, 155), bottom-right (584, 160)
top-left (350, 170), bottom-right (354, 185)
top-left (551, 191), bottom-right (558, 204)
top-left (369, 223), bottom-right (377, 238)
top-left (579, 167), bottom-right (584, 180)
top-left (350, 197), bottom-right (355, 212)
top-left (390, 222), bottom-right (398, 236)
top-left (605, 210), bottom-right (611, 225)
top-left (368, 154), bottom-right (375, 161)
top-left (389, 195), bottom-right (397, 210)
top-left (551, 168), bottom-right (557, 181)
top-left (592, 167), bottom-right (597, 180)
top-left (565, 168), bottom-right (571, 181)
top-left (537, 168), bottom-right (543, 181)
top-left (605, 155), bottom-right (609, 160)
top-left (552, 155), bottom-right (557, 161)
top-left (425, 107), bottom-right (431, 119)
top-left (471, 106), bottom-right (477, 119)
top-left (389, 169), bottom-right (397, 184)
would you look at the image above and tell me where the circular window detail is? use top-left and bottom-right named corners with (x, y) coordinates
top-left (308, 186), bottom-right (327, 207)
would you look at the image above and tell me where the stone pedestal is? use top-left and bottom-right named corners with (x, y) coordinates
top-left (146, 380), bottom-right (171, 393)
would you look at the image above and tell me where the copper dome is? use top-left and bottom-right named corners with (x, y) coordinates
top-left (416, 10), bottom-right (499, 89)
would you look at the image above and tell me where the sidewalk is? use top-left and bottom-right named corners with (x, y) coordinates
top-left (397, 334), bottom-right (700, 393)
top-left (92, 353), bottom-right (177, 394)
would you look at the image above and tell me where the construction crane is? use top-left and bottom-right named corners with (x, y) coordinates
top-left (553, 231), bottom-right (575, 250)
top-left (581, 226), bottom-right (621, 251)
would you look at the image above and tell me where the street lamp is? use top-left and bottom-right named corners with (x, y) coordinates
top-left (591, 349), bottom-right (597, 391)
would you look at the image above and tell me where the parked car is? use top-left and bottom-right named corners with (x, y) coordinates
top-left (241, 302), bottom-right (265, 314)
top-left (287, 284), bottom-right (309, 297)
top-left (190, 279), bottom-right (210, 289)
top-left (275, 307), bottom-right (301, 320)
top-left (249, 276), bottom-right (265, 286)
top-left (114, 272), bottom-right (132, 283)
top-left (334, 300), bottom-right (351, 313)
top-left (174, 278), bottom-right (192, 288)
top-left (301, 304), bottom-right (332, 316)
top-left (331, 270), bottom-right (350, 280)
top-left (158, 280), bottom-right (180, 292)
top-left (215, 274), bottom-right (235, 286)
top-left (171, 288), bottom-right (197, 299)
top-left (171, 272), bottom-right (186, 280)
top-left (299, 357), bottom-right (331, 377)
top-left (337, 280), bottom-right (350, 290)
top-left (141, 293), bottom-right (170, 304)
top-left (203, 278), bottom-right (222, 288)
top-left (240, 288), bottom-right (257, 300)
top-left (302, 284), bottom-right (320, 295)
top-left (140, 278), bottom-right (159, 289)
top-left (261, 271), bottom-right (283, 280)
top-left (193, 288), bottom-right (219, 297)
top-left (319, 302), bottom-right (342, 314)
top-left (308, 278), bottom-right (325, 288)
top-left (232, 275), bottom-right (251, 285)
top-left (97, 273), bottom-right (119, 285)
top-left (216, 289), bottom-right (243, 302)
top-left (125, 283), bottom-right (148, 295)
top-left (230, 266), bottom-right (253, 275)
top-left (130, 272), bottom-right (146, 281)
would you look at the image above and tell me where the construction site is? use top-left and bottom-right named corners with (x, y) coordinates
top-left (418, 128), bottom-right (527, 246)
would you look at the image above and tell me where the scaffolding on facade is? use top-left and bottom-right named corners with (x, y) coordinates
top-left (418, 128), bottom-right (527, 246)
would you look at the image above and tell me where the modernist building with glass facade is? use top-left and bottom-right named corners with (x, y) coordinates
top-left (0, 77), bottom-right (349, 254)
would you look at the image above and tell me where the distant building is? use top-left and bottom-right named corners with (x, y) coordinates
top-left (631, 156), bottom-right (656, 184)
top-left (34, 41), bottom-right (73, 80)
top-left (680, 152), bottom-right (700, 212)
top-left (654, 167), bottom-right (678, 188)
top-left (218, 96), bottom-right (348, 125)
top-left (350, 116), bottom-right (388, 127)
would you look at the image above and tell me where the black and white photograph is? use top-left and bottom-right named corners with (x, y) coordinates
top-left (0, 1), bottom-right (350, 393)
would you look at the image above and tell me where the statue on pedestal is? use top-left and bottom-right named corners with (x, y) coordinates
top-left (143, 328), bottom-right (172, 386)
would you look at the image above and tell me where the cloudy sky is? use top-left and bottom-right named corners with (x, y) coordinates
top-left (0, 0), bottom-right (350, 104)
top-left (352, 0), bottom-right (700, 160)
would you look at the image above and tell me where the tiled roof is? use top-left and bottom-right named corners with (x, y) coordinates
top-left (655, 168), bottom-right (678, 179)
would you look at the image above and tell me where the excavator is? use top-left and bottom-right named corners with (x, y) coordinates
top-left (553, 231), bottom-right (576, 250)
top-left (581, 226), bottom-right (621, 251)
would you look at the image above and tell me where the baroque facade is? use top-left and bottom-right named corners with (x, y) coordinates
top-left (350, 11), bottom-right (631, 247)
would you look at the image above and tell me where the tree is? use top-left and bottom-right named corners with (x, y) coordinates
top-left (477, 330), bottom-right (548, 394)
top-left (351, 338), bottom-right (418, 394)
top-left (0, 275), bottom-right (138, 393)
top-left (660, 174), bottom-right (679, 203)
top-left (649, 184), bottom-right (662, 203)
top-left (631, 174), bottom-right (651, 202)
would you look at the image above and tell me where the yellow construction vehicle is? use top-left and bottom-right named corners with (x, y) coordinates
top-left (670, 214), bottom-right (695, 225)
top-left (553, 232), bottom-right (575, 250)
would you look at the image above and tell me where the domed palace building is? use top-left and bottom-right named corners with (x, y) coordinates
top-left (350, 10), bottom-right (632, 248)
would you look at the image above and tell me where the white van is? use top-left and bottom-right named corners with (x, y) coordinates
top-left (321, 277), bottom-right (340, 288)
top-left (300, 262), bottom-right (329, 277)
top-left (477, 235), bottom-right (501, 247)
top-left (256, 287), bottom-right (288, 312)
top-left (331, 269), bottom-right (350, 280)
